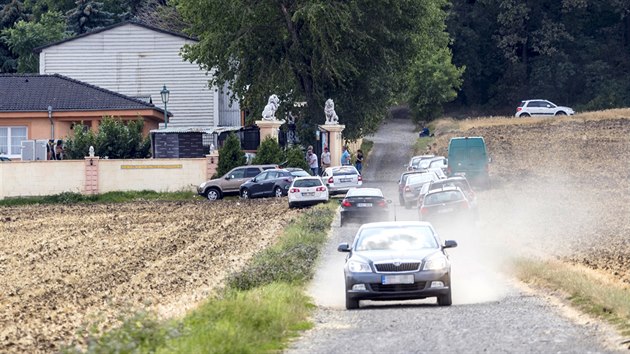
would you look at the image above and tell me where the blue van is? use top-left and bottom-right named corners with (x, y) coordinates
top-left (447, 137), bottom-right (490, 187)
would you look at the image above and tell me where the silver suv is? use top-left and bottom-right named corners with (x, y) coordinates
top-left (197, 164), bottom-right (277, 200)
top-left (515, 99), bottom-right (574, 117)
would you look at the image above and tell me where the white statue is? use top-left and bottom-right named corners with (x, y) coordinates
top-left (262, 94), bottom-right (280, 121)
top-left (89, 146), bottom-right (95, 157)
top-left (324, 98), bottom-right (339, 124)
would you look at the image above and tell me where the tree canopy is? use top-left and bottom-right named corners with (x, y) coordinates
top-left (178, 0), bottom-right (461, 137)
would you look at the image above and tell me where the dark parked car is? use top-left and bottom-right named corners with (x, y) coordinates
top-left (419, 186), bottom-right (475, 227)
top-left (0, 156), bottom-right (11, 161)
top-left (338, 221), bottom-right (457, 309)
top-left (197, 164), bottom-right (278, 200)
top-left (239, 168), bottom-right (308, 199)
top-left (340, 188), bottom-right (389, 226)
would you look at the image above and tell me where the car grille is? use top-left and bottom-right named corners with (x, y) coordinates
top-left (375, 262), bottom-right (421, 272)
top-left (370, 282), bottom-right (427, 292)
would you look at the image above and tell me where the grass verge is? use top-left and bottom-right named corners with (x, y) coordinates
top-left (68, 202), bottom-right (337, 353)
top-left (413, 137), bottom-right (434, 156)
top-left (0, 190), bottom-right (197, 206)
top-left (513, 258), bottom-right (630, 338)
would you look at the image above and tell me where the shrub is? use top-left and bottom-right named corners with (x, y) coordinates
top-left (284, 146), bottom-right (309, 170)
top-left (64, 117), bottom-right (150, 159)
top-left (252, 137), bottom-right (284, 165)
top-left (215, 132), bottom-right (246, 178)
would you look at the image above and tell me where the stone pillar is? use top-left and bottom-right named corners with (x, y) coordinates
top-left (84, 156), bottom-right (100, 195)
top-left (319, 124), bottom-right (345, 167)
top-left (206, 152), bottom-right (219, 179)
top-left (255, 120), bottom-right (285, 142)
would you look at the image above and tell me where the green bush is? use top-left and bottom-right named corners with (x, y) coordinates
top-left (252, 137), bottom-right (284, 165)
top-left (284, 146), bottom-right (309, 170)
top-left (64, 117), bottom-right (150, 159)
top-left (215, 132), bottom-right (246, 178)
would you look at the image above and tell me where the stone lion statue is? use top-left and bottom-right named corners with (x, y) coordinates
top-left (262, 94), bottom-right (280, 121)
top-left (324, 98), bottom-right (338, 124)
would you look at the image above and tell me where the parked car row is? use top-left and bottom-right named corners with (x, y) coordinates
top-left (197, 163), bottom-right (367, 209)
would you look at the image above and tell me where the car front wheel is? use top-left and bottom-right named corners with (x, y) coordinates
top-left (519, 113), bottom-right (530, 117)
top-left (240, 189), bottom-right (250, 199)
top-left (206, 188), bottom-right (221, 201)
top-left (345, 294), bottom-right (359, 310)
top-left (555, 111), bottom-right (567, 116)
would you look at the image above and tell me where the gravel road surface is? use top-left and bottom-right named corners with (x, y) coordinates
top-left (285, 119), bottom-right (623, 354)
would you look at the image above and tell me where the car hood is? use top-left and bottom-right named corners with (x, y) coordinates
top-left (352, 249), bottom-right (441, 263)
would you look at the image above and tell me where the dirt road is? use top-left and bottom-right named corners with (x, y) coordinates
top-left (286, 118), bottom-right (625, 353)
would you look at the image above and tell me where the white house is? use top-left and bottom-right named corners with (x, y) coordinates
top-left (37, 21), bottom-right (241, 131)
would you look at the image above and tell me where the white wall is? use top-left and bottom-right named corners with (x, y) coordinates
top-left (40, 24), bottom-right (217, 129)
top-left (0, 158), bottom-right (208, 199)
top-left (0, 160), bottom-right (84, 198)
top-left (98, 159), bottom-right (206, 193)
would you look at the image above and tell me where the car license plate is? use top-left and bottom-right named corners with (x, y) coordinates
top-left (302, 192), bottom-right (315, 196)
top-left (382, 274), bottom-right (414, 285)
top-left (357, 203), bottom-right (372, 207)
top-left (339, 178), bottom-right (352, 183)
top-left (438, 208), bottom-right (454, 213)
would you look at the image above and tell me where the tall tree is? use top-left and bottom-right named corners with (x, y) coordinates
top-left (178, 0), bottom-right (457, 138)
top-left (0, 0), bottom-right (30, 72)
top-left (2, 10), bottom-right (67, 72)
top-left (66, 0), bottom-right (114, 34)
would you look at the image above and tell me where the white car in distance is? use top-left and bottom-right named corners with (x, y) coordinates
top-left (515, 99), bottom-right (575, 117)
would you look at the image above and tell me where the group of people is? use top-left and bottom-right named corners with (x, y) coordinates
top-left (47, 140), bottom-right (64, 160)
top-left (306, 145), bottom-right (363, 176)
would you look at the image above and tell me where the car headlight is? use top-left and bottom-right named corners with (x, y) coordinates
top-left (199, 182), bottom-right (207, 189)
top-left (423, 256), bottom-right (448, 271)
top-left (348, 260), bottom-right (371, 273)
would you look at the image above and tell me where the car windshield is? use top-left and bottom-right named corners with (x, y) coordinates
top-left (290, 170), bottom-right (310, 177)
top-left (406, 173), bottom-right (435, 185)
top-left (354, 225), bottom-right (438, 251)
top-left (293, 179), bottom-right (322, 187)
top-left (424, 190), bottom-right (464, 205)
top-left (333, 167), bottom-right (358, 176)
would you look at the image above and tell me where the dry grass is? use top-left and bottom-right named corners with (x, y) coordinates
top-left (514, 258), bottom-right (630, 336)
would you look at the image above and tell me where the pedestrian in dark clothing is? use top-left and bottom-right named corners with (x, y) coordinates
top-left (355, 149), bottom-right (364, 174)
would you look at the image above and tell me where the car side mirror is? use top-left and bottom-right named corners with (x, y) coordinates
top-left (225, 175), bottom-right (232, 180)
top-left (488, 157), bottom-right (492, 163)
top-left (443, 240), bottom-right (458, 249)
top-left (337, 242), bottom-right (351, 252)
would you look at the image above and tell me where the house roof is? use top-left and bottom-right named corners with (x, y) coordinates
top-left (0, 74), bottom-right (170, 115)
top-left (34, 20), bottom-right (196, 53)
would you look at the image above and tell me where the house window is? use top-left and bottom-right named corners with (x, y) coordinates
top-left (0, 127), bottom-right (28, 157)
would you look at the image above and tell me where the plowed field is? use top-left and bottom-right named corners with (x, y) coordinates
top-left (0, 199), bottom-right (298, 353)
top-left (433, 114), bottom-right (630, 284)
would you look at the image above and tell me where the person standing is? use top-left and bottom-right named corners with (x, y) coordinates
top-left (307, 149), bottom-right (319, 176)
top-left (320, 146), bottom-right (331, 173)
top-left (355, 149), bottom-right (364, 174)
top-left (341, 146), bottom-right (351, 165)
top-left (55, 140), bottom-right (64, 160)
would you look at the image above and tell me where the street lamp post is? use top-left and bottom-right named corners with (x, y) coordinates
top-left (160, 85), bottom-right (170, 128)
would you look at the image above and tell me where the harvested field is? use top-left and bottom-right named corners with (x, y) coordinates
top-left (434, 114), bottom-right (630, 284)
top-left (0, 199), bottom-right (299, 353)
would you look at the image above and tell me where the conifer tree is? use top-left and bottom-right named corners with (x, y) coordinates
top-left (215, 132), bottom-right (245, 178)
top-left (251, 137), bottom-right (284, 165)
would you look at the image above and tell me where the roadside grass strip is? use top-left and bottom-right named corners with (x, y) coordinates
top-left (0, 190), bottom-right (197, 206)
top-left (413, 137), bottom-right (434, 155)
top-left (514, 258), bottom-right (630, 338)
top-left (67, 201), bottom-right (337, 353)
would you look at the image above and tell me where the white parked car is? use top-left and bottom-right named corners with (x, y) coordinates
top-left (515, 99), bottom-right (574, 117)
top-left (402, 171), bottom-right (441, 209)
top-left (288, 176), bottom-right (329, 208)
top-left (322, 165), bottom-right (363, 195)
